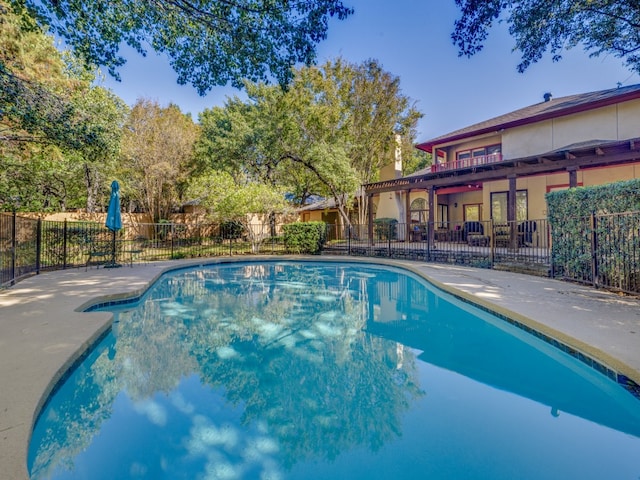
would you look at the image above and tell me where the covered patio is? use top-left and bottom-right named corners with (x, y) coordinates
top-left (364, 138), bottom-right (640, 251)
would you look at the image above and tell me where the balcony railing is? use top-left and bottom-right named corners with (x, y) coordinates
top-left (431, 153), bottom-right (503, 173)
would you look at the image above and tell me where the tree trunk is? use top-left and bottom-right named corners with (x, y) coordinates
top-left (84, 163), bottom-right (100, 212)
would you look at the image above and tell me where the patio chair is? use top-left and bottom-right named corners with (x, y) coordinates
top-left (517, 220), bottom-right (537, 246)
top-left (85, 241), bottom-right (111, 270)
top-left (124, 236), bottom-right (147, 266)
top-left (463, 221), bottom-right (484, 241)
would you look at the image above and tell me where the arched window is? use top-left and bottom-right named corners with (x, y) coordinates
top-left (410, 197), bottom-right (428, 223)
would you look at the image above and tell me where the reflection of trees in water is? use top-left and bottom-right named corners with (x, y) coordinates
top-left (29, 336), bottom-right (119, 478)
top-left (30, 263), bottom-right (425, 476)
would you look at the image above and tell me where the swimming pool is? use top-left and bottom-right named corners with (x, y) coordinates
top-left (28, 261), bottom-right (640, 479)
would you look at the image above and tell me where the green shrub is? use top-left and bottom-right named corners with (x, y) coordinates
top-left (546, 179), bottom-right (640, 284)
top-left (283, 222), bottom-right (327, 254)
top-left (373, 218), bottom-right (398, 240)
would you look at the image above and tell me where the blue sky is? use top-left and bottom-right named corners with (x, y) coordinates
top-left (99, 0), bottom-right (640, 141)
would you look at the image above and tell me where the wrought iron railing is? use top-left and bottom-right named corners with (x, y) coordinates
top-left (430, 153), bottom-right (503, 173)
top-left (323, 219), bottom-right (551, 275)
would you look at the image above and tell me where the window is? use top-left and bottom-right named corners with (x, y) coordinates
top-left (457, 144), bottom-right (501, 161)
top-left (438, 204), bottom-right (449, 228)
top-left (464, 204), bottom-right (481, 221)
top-left (487, 145), bottom-right (501, 155)
top-left (490, 190), bottom-right (528, 223)
top-left (410, 198), bottom-right (428, 223)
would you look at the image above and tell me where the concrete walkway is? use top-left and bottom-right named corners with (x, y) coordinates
top-left (2, 257), bottom-right (640, 479)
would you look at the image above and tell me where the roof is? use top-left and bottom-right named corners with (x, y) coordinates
top-left (417, 83), bottom-right (640, 153)
top-left (297, 197), bottom-right (337, 212)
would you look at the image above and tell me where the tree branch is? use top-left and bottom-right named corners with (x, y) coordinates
top-left (583, 6), bottom-right (640, 31)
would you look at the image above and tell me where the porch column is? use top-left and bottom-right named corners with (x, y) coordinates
top-left (567, 167), bottom-right (578, 188)
top-left (508, 174), bottom-right (517, 250)
top-left (405, 189), bottom-right (412, 242)
top-left (367, 193), bottom-right (374, 245)
top-left (428, 186), bottom-right (435, 246)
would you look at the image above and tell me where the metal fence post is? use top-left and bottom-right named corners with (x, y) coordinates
top-left (489, 219), bottom-right (495, 269)
top-left (36, 218), bottom-right (42, 274)
top-left (348, 225), bottom-right (351, 256)
top-left (590, 213), bottom-right (598, 287)
top-left (62, 219), bottom-right (68, 269)
top-left (11, 211), bottom-right (16, 285)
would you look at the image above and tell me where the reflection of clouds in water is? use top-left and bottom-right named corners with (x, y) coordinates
top-left (299, 329), bottom-right (318, 339)
top-left (188, 415), bottom-right (239, 452)
top-left (252, 317), bottom-right (284, 341)
top-left (315, 294), bottom-right (338, 302)
top-left (216, 346), bottom-right (239, 359)
top-left (170, 391), bottom-right (195, 415)
top-left (129, 461), bottom-right (148, 477)
top-left (275, 281), bottom-right (307, 289)
top-left (160, 301), bottom-right (195, 316)
top-left (133, 398), bottom-right (167, 426)
top-left (187, 415), bottom-right (283, 480)
top-left (314, 321), bottom-right (342, 338)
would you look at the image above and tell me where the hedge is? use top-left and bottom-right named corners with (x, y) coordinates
top-left (282, 221), bottom-right (327, 254)
top-left (546, 179), bottom-right (640, 287)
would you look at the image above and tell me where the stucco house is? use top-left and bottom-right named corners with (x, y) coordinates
top-left (364, 83), bottom-right (640, 246)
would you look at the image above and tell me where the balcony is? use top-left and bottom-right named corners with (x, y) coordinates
top-left (431, 153), bottom-right (503, 173)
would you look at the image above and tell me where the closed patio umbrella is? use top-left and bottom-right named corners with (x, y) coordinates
top-left (105, 180), bottom-right (122, 268)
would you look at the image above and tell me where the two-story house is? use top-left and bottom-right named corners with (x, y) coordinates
top-left (364, 83), bottom-right (640, 246)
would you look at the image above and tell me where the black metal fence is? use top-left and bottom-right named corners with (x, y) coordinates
top-left (1, 212), bottom-right (639, 295)
top-left (323, 219), bottom-right (551, 275)
top-left (551, 212), bottom-right (640, 293)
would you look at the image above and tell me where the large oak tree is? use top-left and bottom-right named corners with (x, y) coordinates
top-left (452, 0), bottom-right (640, 74)
top-left (195, 58), bottom-right (422, 229)
top-left (12, 0), bottom-right (354, 93)
top-left (1, 0), bottom-right (127, 211)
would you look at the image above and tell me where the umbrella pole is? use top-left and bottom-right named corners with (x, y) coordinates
top-left (111, 229), bottom-right (116, 266)
top-left (106, 229), bottom-right (121, 268)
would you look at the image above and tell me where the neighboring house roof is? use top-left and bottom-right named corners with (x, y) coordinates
top-left (298, 197), bottom-right (337, 212)
top-left (297, 189), bottom-right (365, 212)
top-left (417, 83), bottom-right (640, 153)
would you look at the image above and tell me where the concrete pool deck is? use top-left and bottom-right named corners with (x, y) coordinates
top-left (2, 256), bottom-right (640, 479)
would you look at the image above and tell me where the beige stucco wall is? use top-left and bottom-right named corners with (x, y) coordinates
top-left (379, 163), bottom-right (401, 181)
top-left (502, 100), bottom-right (640, 159)
top-left (618, 99), bottom-right (640, 139)
top-left (376, 192), bottom-right (401, 219)
top-left (501, 121), bottom-right (553, 159)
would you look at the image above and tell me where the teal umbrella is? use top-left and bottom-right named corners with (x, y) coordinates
top-left (105, 180), bottom-right (122, 267)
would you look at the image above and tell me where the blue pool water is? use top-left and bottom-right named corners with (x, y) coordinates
top-left (29, 261), bottom-right (640, 479)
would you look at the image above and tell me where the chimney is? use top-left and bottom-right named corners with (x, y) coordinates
top-left (543, 92), bottom-right (552, 102)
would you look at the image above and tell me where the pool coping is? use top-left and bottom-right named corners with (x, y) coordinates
top-left (2, 256), bottom-right (640, 479)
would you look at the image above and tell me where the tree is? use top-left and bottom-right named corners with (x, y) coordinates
top-left (120, 99), bottom-right (199, 222)
top-left (13, 0), bottom-right (353, 94)
top-left (452, 1), bottom-right (640, 74)
top-left (196, 58), bottom-right (422, 229)
top-left (403, 148), bottom-right (432, 177)
top-left (0, 0), bottom-right (127, 211)
top-left (186, 170), bottom-right (290, 252)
